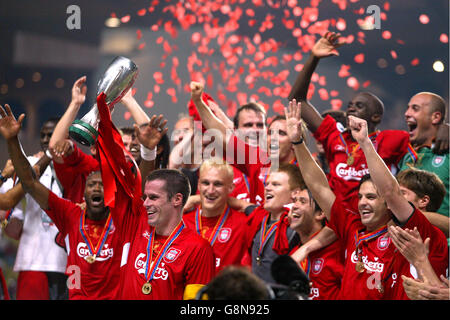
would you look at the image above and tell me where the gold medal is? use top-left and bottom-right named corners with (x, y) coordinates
top-left (85, 255), bottom-right (96, 264)
top-left (355, 261), bottom-right (365, 273)
top-left (1, 219), bottom-right (8, 229)
top-left (142, 282), bottom-right (152, 295)
top-left (376, 283), bottom-right (384, 294)
top-left (347, 155), bottom-right (354, 166)
top-left (256, 256), bottom-right (262, 266)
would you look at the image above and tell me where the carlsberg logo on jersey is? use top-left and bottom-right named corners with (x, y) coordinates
top-left (350, 251), bottom-right (384, 273)
top-left (336, 163), bottom-right (370, 181)
top-left (77, 242), bottom-right (114, 261)
top-left (134, 253), bottom-right (169, 280)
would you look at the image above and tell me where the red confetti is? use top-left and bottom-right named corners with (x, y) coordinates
top-left (124, 111), bottom-right (131, 120)
top-left (336, 18), bottom-right (346, 31)
top-left (440, 33), bottom-right (449, 43)
top-left (354, 53), bottom-right (364, 64)
top-left (410, 58), bottom-right (420, 66)
top-left (419, 14), bottom-right (430, 24)
top-left (382, 31), bottom-right (392, 39)
top-left (136, 29), bottom-right (142, 40)
top-left (153, 72), bottom-right (164, 84)
top-left (191, 32), bottom-right (201, 43)
top-left (332, 0), bottom-right (347, 10)
top-left (293, 6), bottom-right (302, 16)
top-left (144, 100), bottom-right (154, 108)
top-left (137, 8), bottom-right (147, 16)
top-left (331, 99), bottom-right (343, 110)
top-left (121, 15), bottom-right (130, 23)
top-left (362, 80), bottom-right (371, 88)
top-left (338, 64), bottom-right (351, 78)
top-left (330, 90), bottom-right (339, 97)
top-left (390, 50), bottom-right (398, 59)
top-left (273, 99), bottom-right (285, 115)
top-left (318, 88), bottom-right (329, 100)
top-left (347, 77), bottom-right (359, 90)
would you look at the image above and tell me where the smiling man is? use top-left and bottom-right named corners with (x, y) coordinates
top-left (243, 164), bottom-right (302, 284)
top-left (183, 159), bottom-right (249, 272)
top-left (399, 92), bottom-right (448, 218)
top-left (288, 188), bottom-right (344, 300)
top-left (285, 99), bottom-right (448, 299)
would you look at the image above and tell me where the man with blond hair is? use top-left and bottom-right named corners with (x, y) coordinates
top-left (183, 158), bottom-right (250, 272)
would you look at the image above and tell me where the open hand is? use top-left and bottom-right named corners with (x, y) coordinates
top-left (134, 115), bottom-right (168, 150)
top-left (71, 76), bottom-right (87, 106)
top-left (284, 99), bottom-right (303, 143)
top-left (0, 104), bottom-right (25, 140)
top-left (312, 31), bottom-right (346, 58)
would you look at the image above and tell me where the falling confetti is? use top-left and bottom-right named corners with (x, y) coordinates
top-left (419, 14), bottom-right (430, 24)
top-left (113, 0), bottom-right (445, 123)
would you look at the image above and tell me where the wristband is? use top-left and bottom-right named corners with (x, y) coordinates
top-left (45, 149), bottom-right (53, 159)
top-left (140, 144), bottom-right (157, 161)
top-left (291, 137), bottom-right (304, 145)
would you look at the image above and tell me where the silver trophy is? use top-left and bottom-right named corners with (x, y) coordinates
top-left (69, 56), bottom-right (139, 146)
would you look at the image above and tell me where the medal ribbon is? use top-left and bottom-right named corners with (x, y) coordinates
top-left (79, 210), bottom-right (113, 259)
top-left (339, 131), bottom-right (380, 162)
top-left (144, 222), bottom-right (184, 283)
top-left (257, 214), bottom-right (280, 257)
top-left (406, 143), bottom-right (418, 164)
top-left (242, 174), bottom-right (250, 195)
top-left (354, 225), bottom-right (388, 257)
top-left (195, 206), bottom-right (230, 246)
top-left (300, 229), bottom-right (321, 275)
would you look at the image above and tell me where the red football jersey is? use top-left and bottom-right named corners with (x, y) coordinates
top-left (229, 166), bottom-right (252, 203)
top-left (314, 115), bottom-right (410, 211)
top-left (385, 206), bottom-right (449, 300)
top-left (328, 196), bottom-right (401, 300)
top-left (183, 205), bottom-right (250, 272)
top-left (53, 143), bottom-right (99, 203)
top-left (45, 191), bottom-right (121, 300)
top-left (225, 135), bottom-right (271, 206)
top-left (291, 238), bottom-right (344, 300)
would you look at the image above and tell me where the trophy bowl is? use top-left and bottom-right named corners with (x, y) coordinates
top-left (69, 56), bottom-right (139, 146)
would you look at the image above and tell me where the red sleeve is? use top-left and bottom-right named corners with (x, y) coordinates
top-left (225, 134), bottom-right (270, 174)
top-left (313, 115), bottom-right (340, 151)
top-left (185, 235), bottom-right (216, 285)
top-left (45, 191), bottom-right (81, 236)
top-left (376, 130), bottom-right (410, 166)
top-left (403, 207), bottom-right (449, 277)
top-left (328, 196), bottom-right (362, 244)
top-left (53, 144), bottom-right (100, 202)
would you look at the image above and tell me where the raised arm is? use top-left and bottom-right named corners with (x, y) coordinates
top-left (0, 153), bottom-right (51, 210)
top-left (0, 105), bottom-right (50, 210)
top-left (49, 76), bottom-right (87, 157)
top-left (285, 99), bottom-right (336, 219)
top-left (288, 32), bottom-right (345, 133)
top-left (190, 81), bottom-right (228, 151)
top-left (134, 114), bottom-right (168, 190)
top-left (349, 116), bottom-right (413, 223)
top-left (120, 88), bottom-right (150, 126)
